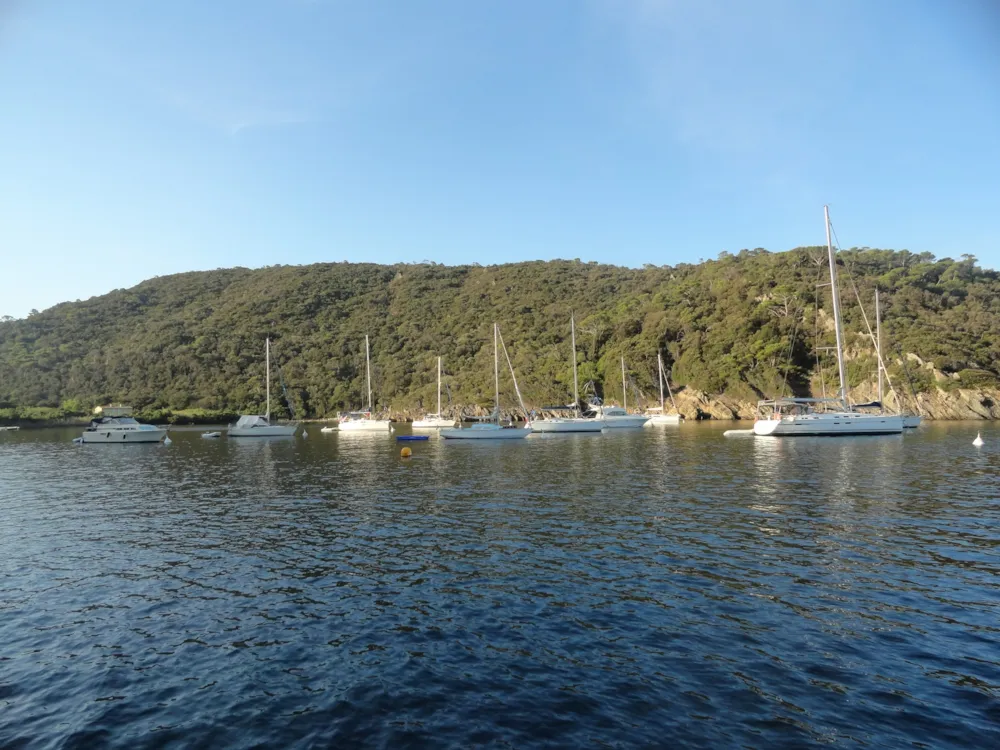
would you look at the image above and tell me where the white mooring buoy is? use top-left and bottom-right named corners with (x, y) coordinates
top-left (973, 432), bottom-right (984, 447)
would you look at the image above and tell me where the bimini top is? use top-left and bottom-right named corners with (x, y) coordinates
top-left (234, 415), bottom-right (271, 428)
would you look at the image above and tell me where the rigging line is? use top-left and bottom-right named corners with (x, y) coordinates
top-left (779, 297), bottom-right (803, 398)
top-left (895, 346), bottom-right (925, 416)
top-left (847, 280), bottom-right (902, 405)
top-left (496, 327), bottom-right (529, 419)
top-left (813, 264), bottom-right (826, 400)
top-left (660, 352), bottom-right (679, 411)
top-left (277, 366), bottom-right (296, 420)
top-left (829, 220), bottom-right (902, 405)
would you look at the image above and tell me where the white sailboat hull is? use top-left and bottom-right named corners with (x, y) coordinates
top-left (441, 424), bottom-right (532, 440)
top-left (602, 415), bottom-right (650, 429)
top-left (412, 417), bottom-right (456, 428)
top-left (753, 413), bottom-right (904, 436)
top-left (529, 418), bottom-right (603, 433)
top-left (229, 424), bottom-right (298, 437)
top-left (338, 419), bottom-right (392, 432)
top-left (645, 414), bottom-right (681, 425)
top-left (80, 428), bottom-right (167, 443)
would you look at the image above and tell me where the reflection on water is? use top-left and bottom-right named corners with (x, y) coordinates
top-left (0, 422), bottom-right (998, 748)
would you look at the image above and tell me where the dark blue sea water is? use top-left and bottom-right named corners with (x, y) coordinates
top-left (1, 423), bottom-right (998, 748)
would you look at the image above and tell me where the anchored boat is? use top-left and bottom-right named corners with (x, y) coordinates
top-left (530, 316), bottom-right (602, 433)
top-left (753, 207), bottom-right (903, 437)
top-left (229, 338), bottom-right (299, 437)
top-left (78, 406), bottom-right (166, 443)
top-left (441, 323), bottom-right (531, 440)
top-left (413, 357), bottom-right (456, 428)
top-left (337, 335), bottom-right (392, 431)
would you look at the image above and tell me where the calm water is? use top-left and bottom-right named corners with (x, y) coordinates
top-left (1, 423), bottom-right (998, 748)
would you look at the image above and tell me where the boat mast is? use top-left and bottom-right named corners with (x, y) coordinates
top-left (658, 352), bottom-right (665, 410)
top-left (494, 323), bottom-right (500, 418)
top-left (571, 315), bottom-right (580, 417)
top-left (875, 288), bottom-right (883, 411)
top-left (265, 337), bottom-right (270, 420)
top-left (825, 205), bottom-right (850, 407)
top-left (365, 334), bottom-right (372, 412)
top-left (437, 356), bottom-right (442, 416)
top-left (621, 356), bottom-right (627, 412)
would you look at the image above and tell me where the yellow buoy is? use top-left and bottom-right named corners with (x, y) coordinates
top-left (400, 446), bottom-right (412, 458)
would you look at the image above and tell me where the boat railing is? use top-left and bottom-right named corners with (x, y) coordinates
top-left (755, 397), bottom-right (848, 418)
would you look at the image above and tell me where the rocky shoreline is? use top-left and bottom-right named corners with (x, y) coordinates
top-left (3, 384), bottom-right (999, 428)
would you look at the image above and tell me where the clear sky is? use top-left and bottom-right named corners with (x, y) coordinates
top-left (2, 0), bottom-right (998, 318)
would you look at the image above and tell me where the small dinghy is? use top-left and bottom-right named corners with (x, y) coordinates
top-left (201, 431), bottom-right (222, 439)
top-left (397, 435), bottom-right (429, 441)
top-left (724, 428), bottom-right (755, 437)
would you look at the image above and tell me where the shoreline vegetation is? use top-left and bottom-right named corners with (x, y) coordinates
top-left (3, 249), bottom-right (999, 423)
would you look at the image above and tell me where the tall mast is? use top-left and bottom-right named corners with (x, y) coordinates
top-left (437, 356), bottom-right (442, 415)
top-left (365, 334), bottom-right (372, 411)
top-left (825, 205), bottom-right (850, 407)
top-left (876, 288), bottom-right (883, 410)
top-left (571, 315), bottom-right (579, 416)
top-left (621, 356), bottom-right (627, 411)
top-left (658, 352), bottom-right (665, 410)
top-left (494, 323), bottom-right (500, 416)
top-left (265, 337), bottom-right (270, 421)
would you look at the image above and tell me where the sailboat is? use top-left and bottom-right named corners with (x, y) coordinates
top-left (753, 207), bottom-right (904, 436)
top-left (529, 316), bottom-right (603, 433)
top-left (229, 338), bottom-right (299, 437)
top-left (644, 352), bottom-right (682, 425)
top-left (441, 323), bottom-right (532, 440)
top-left (589, 357), bottom-right (650, 428)
top-left (412, 357), bottom-right (456, 428)
top-left (336, 335), bottom-right (392, 431)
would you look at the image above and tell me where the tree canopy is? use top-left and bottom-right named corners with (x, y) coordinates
top-left (2, 249), bottom-right (998, 419)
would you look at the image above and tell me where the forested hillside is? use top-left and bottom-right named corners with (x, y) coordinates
top-left (2, 248), bottom-right (999, 421)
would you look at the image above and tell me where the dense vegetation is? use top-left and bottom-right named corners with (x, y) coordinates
top-left (2, 248), bottom-right (998, 421)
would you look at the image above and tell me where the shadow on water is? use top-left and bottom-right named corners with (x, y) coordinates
top-left (0, 422), bottom-right (998, 748)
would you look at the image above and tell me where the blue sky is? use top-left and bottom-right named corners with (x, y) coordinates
top-left (1, 0), bottom-right (998, 318)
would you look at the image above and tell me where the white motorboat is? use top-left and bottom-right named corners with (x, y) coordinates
top-left (442, 323), bottom-right (531, 440)
top-left (753, 207), bottom-right (902, 437)
top-left (336, 335), bottom-right (392, 431)
top-left (902, 415), bottom-right (922, 428)
top-left (201, 431), bottom-right (222, 439)
top-left (530, 316), bottom-right (603, 434)
top-left (0, 426), bottom-right (20, 431)
top-left (229, 338), bottom-right (299, 437)
top-left (78, 409), bottom-right (166, 443)
top-left (644, 352), bottom-right (683, 425)
top-left (590, 358), bottom-right (649, 428)
top-left (413, 357), bottom-right (456, 428)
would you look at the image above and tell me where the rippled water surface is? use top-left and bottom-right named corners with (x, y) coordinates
top-left (2, 423), bottom-right (999, 748)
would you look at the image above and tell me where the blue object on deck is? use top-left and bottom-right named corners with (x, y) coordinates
top-left (396, 435), bottom-right (429, 441)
